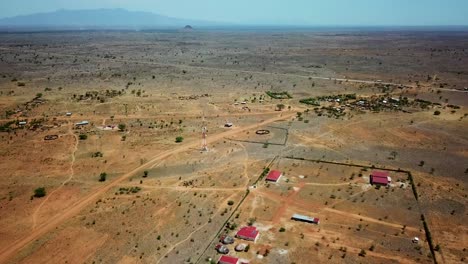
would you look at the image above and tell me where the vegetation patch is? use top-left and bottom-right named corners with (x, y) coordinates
top-left (118, 187), bottom-right (142, 194)
top-left (33, 187), bottom-right (46, 198)
top-left (299, 98), bottom-right (320, 106)
top-left (266, 91), bottom-right (292, 99)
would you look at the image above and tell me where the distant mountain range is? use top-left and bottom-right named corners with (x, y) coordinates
top-left (0, 9), bottom-right (219, 29)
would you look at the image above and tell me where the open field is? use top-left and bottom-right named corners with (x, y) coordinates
top-left (0, 30), bottom-right (467, 264)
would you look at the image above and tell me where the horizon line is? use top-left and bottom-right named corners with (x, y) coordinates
top-left (1, 8), bottom-right (468, 27)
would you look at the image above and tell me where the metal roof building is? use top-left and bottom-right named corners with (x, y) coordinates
top-left (266, 170), bottom-right (282, 182)
top-left (291, 213), bottom-right (320, 224)
top-left (370, 171), bottom-right (391, 186)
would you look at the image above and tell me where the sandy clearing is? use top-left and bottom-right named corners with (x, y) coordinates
top-left (0, 112), bottom-right (295, 264)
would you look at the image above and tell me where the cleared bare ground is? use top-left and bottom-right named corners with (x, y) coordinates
top-left (0, 30), bottom-right (467, 264)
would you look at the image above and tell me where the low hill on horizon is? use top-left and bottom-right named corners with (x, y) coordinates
top-left (0, 8), bottom-right (218, 29)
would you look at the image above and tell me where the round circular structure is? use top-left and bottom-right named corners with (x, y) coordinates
top-left (256, 129), bottom-right (270, 135)
top-left (44, 135), bottom-right (59, 141)
top-left (235, 243), bottom-right (247, 252)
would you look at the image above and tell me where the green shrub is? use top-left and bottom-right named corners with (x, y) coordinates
top-left (175, 136), bottom-right (184, 143)
top-left (99, 172), bottom-right (107, 182)
top-left (34, 187), bottom-right (46, 198)
top-left (79, 134), bottom-right (88, 140)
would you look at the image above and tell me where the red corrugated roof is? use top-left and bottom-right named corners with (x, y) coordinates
top-left (236, 226), bottom-right (259, 240)
top-left (371, 170), bottom-right (389, 177)
top-left (266, 170), bottom-right (282, 181)
top-left (371, 175), bottom-right (389, 185)
top-left (219, 255), bottom-right (239, 264)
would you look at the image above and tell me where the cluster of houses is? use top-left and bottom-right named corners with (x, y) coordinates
top-left (215, 226), bottom-right (260, 264)
top-left (267, 168), bottom-right (392, 187)
top-left (214, 168), bottom-right (392, 263)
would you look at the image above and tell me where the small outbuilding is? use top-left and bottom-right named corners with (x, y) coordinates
top-left (75, 121), bottom-right (89, 126)
top-left (291, 213), bottom-right (320, 224)
top-left (236, 226), bottom-right (259, 242)
top-left (219, 235), bottom-right (235, 244)
top-left (235, 243), bottom-right (247, 252)
top-left (215, 244), bottom-right (229, 254)
top-left (266, 170), bottom-right (282, 182)
top-left (370, 171), bottom-right (392, 186)
top-left (218, 255), bottom-right (239, 264)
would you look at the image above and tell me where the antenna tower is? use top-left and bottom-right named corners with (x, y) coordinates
top-left (201, 112), bottom-right (208, 151)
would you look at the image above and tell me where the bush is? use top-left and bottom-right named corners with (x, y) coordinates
top-left (33, 187), bottom-right (46, 198)
top-left (92, 151), bottom-right (103, 158)
top-left (99, 172), bottom-right (107, 182)
top-left (279, 227), bottom-right (286, 232)
top-left (359, 249), bottom-right (366, 257)
top-left (276, 104), bottom-right (286, 111)
top-left (79, 134), bottom-right (88, 140)
top-left (118, 123), bottom-right (126, 131)
top-left (175, 136), bottom-right (184, 143)
top-left (266, 91), bottom-right (292, 99)
top-left (143, 171), bottom-right (149, 178)
top-left (434, 110), bottom-right (441, 116)
top-left (227, 200), bottom-right (234, 206)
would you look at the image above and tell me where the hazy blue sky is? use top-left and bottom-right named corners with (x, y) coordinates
top-left (1, 0), bottom-right (468, 25)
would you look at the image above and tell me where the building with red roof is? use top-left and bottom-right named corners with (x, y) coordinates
top-left (266, 170), bottom-right (282, 182)
top-left (370, 171), bottom-right (391, 186)
top-left (218, 255), bottom-right (239, 264)
top-left (236, 226), bottom-right (260, 242)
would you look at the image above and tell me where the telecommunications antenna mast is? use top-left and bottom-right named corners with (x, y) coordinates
top-left (201, 112), bottom-right (208, 151)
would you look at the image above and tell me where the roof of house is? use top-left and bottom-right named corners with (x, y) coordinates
top-left (236, 226), bottom-right (259, 240)
top-left (292, 213), bottom-right (314, 221)
top-left (292, 213), bottom-right (319, 223)
top-left (218, 255), bottom-right (239, 264)
top-left (371, 175), bottom-right (389, 185)
top-left (371, 170), bottom-right (389, 178)
top-left (266, 170), bottom-right (282, 181)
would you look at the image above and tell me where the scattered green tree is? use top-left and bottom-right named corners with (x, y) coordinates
top-left (33, 187), bottom-right (46, 198)
top-left (99, 172), bottom-right (107, 182)
top-left (276, 104), bottom-right (286, 111)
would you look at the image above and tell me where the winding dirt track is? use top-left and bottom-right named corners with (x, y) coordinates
top-left (0, 112), bottom-right (295, 264)
top-left (31, 124), bottom-right (78, 229)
